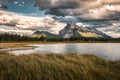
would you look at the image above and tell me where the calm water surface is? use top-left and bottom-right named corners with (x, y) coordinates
top-left (9, 43), bottom-right (120, 60)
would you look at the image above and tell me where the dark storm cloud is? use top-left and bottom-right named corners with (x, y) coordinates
top-left (34, 0), bottom-right (120, 23)
top-left (0, 0), bottom-right (13, 2)
top-left (1, 0), bottom-right (120, 23)
top-left (34, 0), bottom-right (81, 16)
top-left (2, 0), bottom-right (120, 23)
top-left (0, 3), bottom-right (8, 9)
top-left (34, 0), bottom-right (80, 10)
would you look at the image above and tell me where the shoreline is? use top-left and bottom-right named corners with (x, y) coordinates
top-left (0, 47), bottom-right (36, 52)
top-left (0, 42), bottom-right (120, 48)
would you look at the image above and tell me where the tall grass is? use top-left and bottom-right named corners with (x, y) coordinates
top-left (0, 52), bottom-right (120, 80)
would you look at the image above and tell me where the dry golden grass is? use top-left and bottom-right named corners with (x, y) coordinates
top-left (0, 43), bottom-right (29, 48)
top-left (0, 52), bottom-right (120, 80)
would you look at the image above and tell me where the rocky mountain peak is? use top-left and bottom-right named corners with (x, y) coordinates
top-left (66, 22), bottom-right (79, 29)
top-left (59, 22), bottom-right (112, 39)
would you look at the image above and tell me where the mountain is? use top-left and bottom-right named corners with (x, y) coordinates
top-left (32, 23), bottom-right (112, 39)
top-left (59, 22), bottom-right (111, 39)
top-left (32, 31), bottom-right (59, 39)
top-left (85, 27), bottom-right (112, 39)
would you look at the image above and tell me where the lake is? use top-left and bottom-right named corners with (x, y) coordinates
top-left (9, 43), bottom-right (120, 60)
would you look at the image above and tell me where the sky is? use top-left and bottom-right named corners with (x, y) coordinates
top-left (0, 0), bottom-right (120, 38)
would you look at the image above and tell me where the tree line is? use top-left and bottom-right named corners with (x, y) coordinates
top-left (0, 33), bottom-right (60, 42)
top-left (0, 33), bottom-right (119, 42)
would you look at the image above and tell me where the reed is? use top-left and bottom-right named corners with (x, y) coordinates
top-left (0, 52), bottom-right (119, 80)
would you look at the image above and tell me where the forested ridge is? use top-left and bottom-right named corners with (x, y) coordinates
top-left (0, 33), bottom-right (119, 42)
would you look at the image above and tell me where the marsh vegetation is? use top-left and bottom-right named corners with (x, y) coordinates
top-left (0, 51), bottom-right (119, 80)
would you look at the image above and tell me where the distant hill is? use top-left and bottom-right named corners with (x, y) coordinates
top-left (59, 22), bottom-right (112, 39)
top-left (32, 31), bottom-right (60, 39)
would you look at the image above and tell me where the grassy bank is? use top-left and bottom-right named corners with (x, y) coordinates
top-left (0, 42), bottom-right (120, 49)
top-left (0, 42), bottom-right (30, 48)
top-left (0, 52), bottom-right (120, 80)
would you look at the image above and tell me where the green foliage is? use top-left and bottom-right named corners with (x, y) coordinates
top-left (0, 33), bottom-right (120, 42)
top-left (0, 33), bottom-right (32, 42)
top-left (0, 52), bottom-right (119, 80)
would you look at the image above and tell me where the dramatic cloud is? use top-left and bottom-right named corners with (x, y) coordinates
top-left (0, 3), bottom-right (8, 9)
top-left (98, 23), bottom-right (120, 38)
top-left (1, 0), bottom-right (120, 22)
top-left (0, 10), bottom-right (66, 35)
top-left (34, 0), bottom-right (120, 21)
